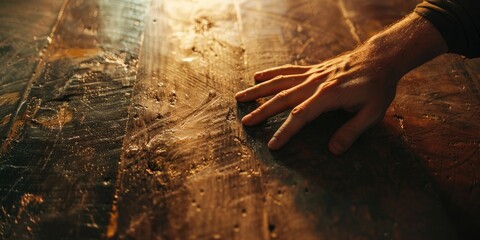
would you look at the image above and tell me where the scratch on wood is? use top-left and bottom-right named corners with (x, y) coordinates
top-left (1, 99), bottom-right (41, 153)
top-left (338, 0), bottom-right (361, 44)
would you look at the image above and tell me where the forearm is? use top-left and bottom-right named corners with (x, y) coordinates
top-left (362, 13), bottom-right (448, 82)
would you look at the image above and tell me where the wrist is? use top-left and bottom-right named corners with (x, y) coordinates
top-left (363, 13), bottom-right (447, 81)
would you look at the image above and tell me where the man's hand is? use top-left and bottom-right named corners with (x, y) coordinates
top-left (235, 48), bottom-right (398, 155)
top-left (235, 13), bottom-right (447, 155)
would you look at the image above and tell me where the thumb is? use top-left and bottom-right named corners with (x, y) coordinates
top-left (329, 108), bottom-right (382, 155)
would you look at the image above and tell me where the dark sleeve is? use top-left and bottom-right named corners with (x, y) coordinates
top-left (414, 0), bottom-right (480, 58)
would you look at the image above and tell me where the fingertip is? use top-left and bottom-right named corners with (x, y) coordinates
top-left (267, 136), bottom-right (281, 150)
top-left (328, 108), bottom-right (381, 155)
top-left (253, 71), bottom-right (265, 81)
top-left (329, 127), bottom-right (359, 155)
top-left (235, 91), bottom-right (245, 101)
top-left (241, 114), bottom-right (253, 125)
top-left (328, 140), bottom-right (345, 155)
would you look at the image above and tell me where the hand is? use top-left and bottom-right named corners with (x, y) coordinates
top-left (235, 13), bottom-right (447, 155)
top-left (235, 47), bottom-right (399, 155)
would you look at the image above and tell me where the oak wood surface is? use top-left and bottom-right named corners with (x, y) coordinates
top-left (0, 0), bottom-right (479, 239)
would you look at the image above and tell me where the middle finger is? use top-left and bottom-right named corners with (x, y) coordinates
top-left (235, 73), bottom-right (308, 102)
top-left (242, 83), bottom-right (316, 126)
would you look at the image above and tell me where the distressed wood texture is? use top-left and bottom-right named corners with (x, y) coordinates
top-left (1, 0), bottom-right (479, 239)
top-left (0, 0), bottom-right (146, 238)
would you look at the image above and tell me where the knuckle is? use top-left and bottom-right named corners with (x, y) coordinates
top-left (320, 79), bottom-right (339, 91)
top-left (249, 85), bottom-right (260, 93)
top-left (276, 90), bottom-right (290, 100)
top-left (273, 127), bottom-right (285, 138)
top-left (291, 106), bottom-right (306, 118)
top-left (250, 106), bottom-right (265, 117)
top-left (272, 75), bottom-right (286, 81)
top-left (253, 105), bottom-right (264, 114)
top-left (274, 129), bottom-right (282, 137)
top-left (310, 76), bottom-right (322, 85)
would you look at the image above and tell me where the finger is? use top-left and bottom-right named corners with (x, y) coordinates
top-left (235, 74), bottom-right (307, 102)
top-left (241, 72), bottom-right (328, 126)
top-left (254, 64), bottom-right (310, 82)
top-left (242, 89), bottom-right (305, 126)
top-left (328, 107), bottom-right (382, 155)
top-left (267, 90), bottom-right (337, 150)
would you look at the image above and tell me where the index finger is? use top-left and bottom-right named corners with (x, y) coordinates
top-left (254, 64), bottom-right (310, 82)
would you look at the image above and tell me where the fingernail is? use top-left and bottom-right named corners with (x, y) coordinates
top-left (268, 137), bottom-right (279, 149)
top-left (253, 72), bottom-right (263, 79)
top-left (235, 91), bottom-right (245, 100)
top-left (242, 114), bottom-right (252, 124)
top-left (329, 141), bottom-right (344, 155)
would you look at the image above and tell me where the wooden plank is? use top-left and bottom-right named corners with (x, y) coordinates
top-left (113, 0), bottom-right (458, 239)
top-left (339, 0), bottom-right (420, 41)
top-left (240, 0), bottom-right (358, 70)
top-left (113, 0), bottom-right (261, 238)
top-left (1, 0), bottom-right (478, 239)
top-left (465, 58), bottom-right (480, 102)
top-left (0, 0), bottom-right (66, 148)
top-left (0, 1), bottom-right (67, 237)
top-left (392, 55), bottom-right (480, 238)
top-left (0, 0), bottom-right (146, 238)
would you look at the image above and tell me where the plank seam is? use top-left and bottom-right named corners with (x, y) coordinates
top-left (1, 0), bottom-right (70, 152)
top-left (106, 0), bottom-right (149, 237)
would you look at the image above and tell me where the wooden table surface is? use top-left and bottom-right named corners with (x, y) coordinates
top-left (1, 0), bottom-right (479, 239)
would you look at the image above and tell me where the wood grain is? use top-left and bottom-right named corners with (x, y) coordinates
top-left (0, 0), bottom-right (479, 239)
top-left (0, 0), bottom-right (146, 238)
